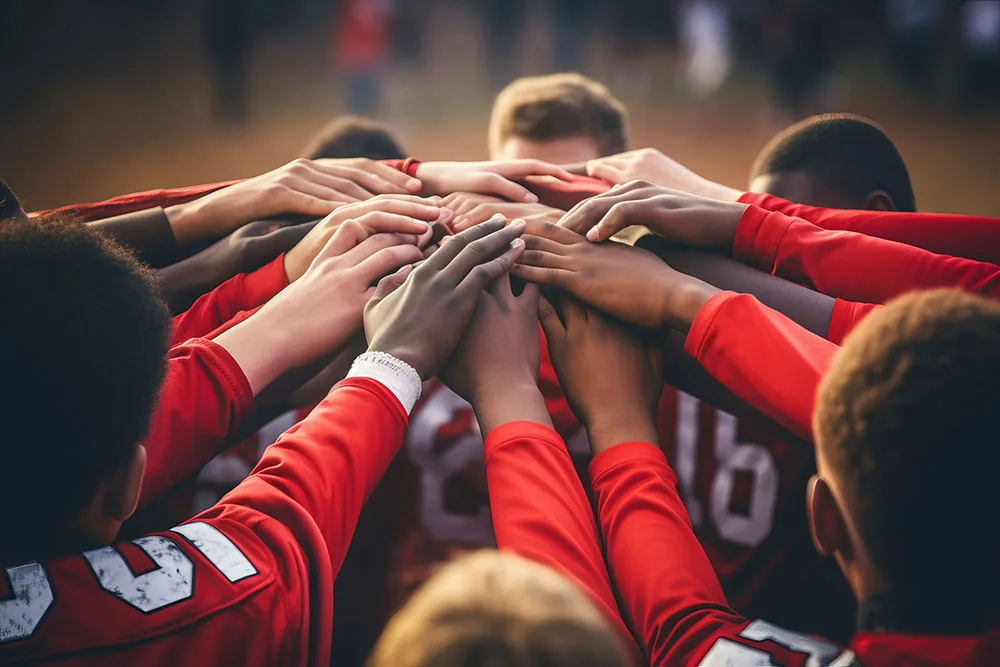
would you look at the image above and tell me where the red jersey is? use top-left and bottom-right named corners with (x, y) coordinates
top-left (0, 367), bottom-right (409, 666)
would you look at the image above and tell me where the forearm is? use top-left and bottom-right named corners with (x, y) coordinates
top-left (88, 207), bottom-right (181, 268)
top-left (471, 379), bottom-right (553, 435)
top-left (213, 308), bottom-right (304, 397)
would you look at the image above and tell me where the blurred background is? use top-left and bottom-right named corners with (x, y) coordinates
top-left (1, 0), bottom-right (998, 214)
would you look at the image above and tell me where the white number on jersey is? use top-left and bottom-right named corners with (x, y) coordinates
top-left (0, 523), bottom-right (257, 642)
top-left (675, 392), bottom-right (779, 548)
top-left (0, 563), bottom-right (55, 644)
top-left (407, 387), bottom-right (494, 545)
top-left (699, 620), bottom-right (857, 666)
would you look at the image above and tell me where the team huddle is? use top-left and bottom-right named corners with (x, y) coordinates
top-left (1, 73), bottom-right (998, 666)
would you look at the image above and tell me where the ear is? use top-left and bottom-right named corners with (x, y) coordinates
top-left (862, 190), bottom-right (896, 212)
top-left (806, 475), bottom-right (852, 560)
top-left (104, 445), bottom-right (147, 523)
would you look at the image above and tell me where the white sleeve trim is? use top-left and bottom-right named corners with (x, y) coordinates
top-left (346, 351), bottom-right (422, 415)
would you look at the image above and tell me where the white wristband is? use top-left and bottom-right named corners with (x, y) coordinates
top-left (346, 351), bottom-right (422, 415)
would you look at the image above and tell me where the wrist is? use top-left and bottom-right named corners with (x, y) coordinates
top-left (655, 274), bottom-right (720, 332)
top-left (214, 311), bottom-right (300, 396)
top-left (697, 177), bottom-right (743, 203)
top-left (584, 409), bottom-right (659, 457)
top-left (473, 378), bottom-right (551, 435)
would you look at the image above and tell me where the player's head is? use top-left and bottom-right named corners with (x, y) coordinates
top-left (809, 290), bottom-right (1000, 627)
top-left (748, 113), bottom-right (915, 212)
top-left (369, 550), bottom-right (630, 666)
top-left (0, 213), bottom-right (170, 561)
top-left (302, 115), bottom-right (406, 161)
top-left (489, 73), bottom-right (628, 164)
top-left (1, 178), bottom-right (26, 220)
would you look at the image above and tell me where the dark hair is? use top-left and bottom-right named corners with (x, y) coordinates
top-left (489, 73), bottom-right (628, 158)
top-left (1, 178), bottom-right (26, 220)
top-left (302, 116), bottom-right (406, 161)
top-left (0, 214), bottom-right (170, 549)
top-left (816, 290), bottom-right (1000, 607)
top-left (750, 113), bottom-right (916, 211)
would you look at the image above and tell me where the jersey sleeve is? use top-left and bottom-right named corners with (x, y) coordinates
top-left (169, 256), bottom-right (289, 346)
top-left (524, 175), bottom-right (610, 211)
top-left (138, 338), bottom-right (254, 509)
top-left (827, 299), bottom-right (882, 345)
top-left (684, 292), bottom-right (839, 442)
top-left (34, 180), bottom-right (241, 221)
top-left (205, 375), bottom-right (408, 584)
top-left (590, 442), bottom-right (853, 666)
top-left (733, 205), bottom-right (1000, 304)
top-left (740, 191), bottom-right (1000, 265)
top-left (483, 421), bottom-right (636, 652)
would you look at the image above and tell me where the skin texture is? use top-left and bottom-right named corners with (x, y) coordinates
top-left (496, 136), bottom-right (604, 166)
top-left (442, 192), bottom-right (562, 232)
top-left (364, 218), bottom-right (528, 380)
top-left (540, 296), bottom-right (661, 455)
top-left (586, 148), bottom-right (742, 202)
top-left (414, 160), bottom-right (574, 204)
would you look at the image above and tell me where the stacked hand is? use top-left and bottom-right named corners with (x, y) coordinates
top-left (540, 295), bottom-right (662, 454)
top-left (416, 160), bottom-right (573, 203)
top-left (558, 181), bottom-right (749, 246)
top-left (441, 192), bottom-right (562, 232)
top-left (165, 158), bottom-right (423, 245)
top-left (511, 221), bottom-right (719, 332)
top-left (365, 217), bottom-right (528, 380)
top-left (585, 148), bottom-right (742, 203)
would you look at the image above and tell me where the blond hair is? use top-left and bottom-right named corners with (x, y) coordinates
top-left (369, 551), bottom-right (630, 667)
top-left (488, 73), bottom-right (628, 158)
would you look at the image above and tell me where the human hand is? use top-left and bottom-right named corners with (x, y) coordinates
top-left (364, 217), bottom-right (528, 380)
top-left (511, 221), bottom-right (720, 331)
top-left (415, 160), bottom-right (573, 203)
top-left (586, 148), bottom-right (742, 202)
top-left (441, 192), bottom-right (563, 232)
top-left (557, 180), bottom-right (749, 246)
top-left (164, 158), bottom-right (423, 245)
top-left (216, 221), bottom-right (423, 395)
top-left (283, 195), bottom-right (446, 282)
top-left (539, 295), bottom-right (661, 455)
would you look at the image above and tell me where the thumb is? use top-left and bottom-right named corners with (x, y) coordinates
top-left (538, 295), bottom-right (565, 343)
top-left (587, 161), bottom-right (629, 185)
top-left (322, 219), bottom-right (369, 259)
top-left (368, 263), bottom-right (412, 307)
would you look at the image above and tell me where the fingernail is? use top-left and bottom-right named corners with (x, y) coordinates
top-left (524, 192), bottom-right (539, 203)
top-left (586, 228), bottom-right (600, 241)
top-left (508, 218), bottom-right (526, 232)
top-left (489, 214), bottom-right (507, 226)
top-left (511, 238), bottom-right (525, 249)
top-left (438, 208), bottom-right (454, 221)
top-left (407, 179), bottom-right (422, 190)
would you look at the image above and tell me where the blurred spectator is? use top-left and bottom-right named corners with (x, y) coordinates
top-left (959, 0), bottom-right (1000, 110)
top-left (334, 0), bottom-right (391, 116)
top-left (679, 0), bottom-right (733, 97)
top-left (204, 0), bottom-right (254, 126)
top-left (886, 0), bottom-right (944, 96)
top-left (302, 115), bottom-right (406, 160)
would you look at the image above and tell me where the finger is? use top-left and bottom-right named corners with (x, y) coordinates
top-left (557, 187), bottom-right (647, 236)
top-left (294, 171), bottom-right (377, 203)
top-left (452, 203), bottom-right (509, 232)
top-left (523, 218), bottom-right (583, 245)
top-left (313, 158), bottom-right (422, 194)
top-left (365, 160), bottom-right (424, 193)
top-left (354, 243), bottom-right (424, 285)
top-left (280, 190), bottom-right (355, 218)
top-left (310, 163), bottom-right (411, 196)
top-left (456, 236), bottom-right (526, 293)
top-left (586, 161), bottom-right (630, 185)
top-left (587, 199), bottom-right (649, 242)
top-left (537, 295), bottom-right (566, 342)
top-left (321, 219), bottom-right (370, 258)
top-left (496, 159), bottom-right (574, 182)
top-left (516, 280), bottom-right (539, 309)
top-left (474, 172), bottom-right (538, 204)
top-left (367, 263), bottom-right (414, 308)
top-left (353, 211), bottom-right (433, 236)
top-left (559, 293), bottom-right (589, 329)
top-left (443, 218), bottom-right (526, 283)
top-left (423, 214), bottom-right (508, 271)
top-left (488, 270), bottom-right (515, 301)
top-left (509, 262), bottom-right (569, 288)
top-left (339, 230), bottom-right (416, 266)
top-left (516, 247), bottom-right (573, 271)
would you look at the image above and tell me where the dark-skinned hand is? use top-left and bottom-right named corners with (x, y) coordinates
top-left (540, 294), bottom-right (662, 455)
top-left (557, 180), bottom-right (748, 246)
top-left (511, 220), bottom-right (720, 332)
top-left (364, 217), bottom-right (527, 380)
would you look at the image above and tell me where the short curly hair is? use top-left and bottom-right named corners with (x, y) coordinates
top-left (815, 289), bottom-right (1000, 602)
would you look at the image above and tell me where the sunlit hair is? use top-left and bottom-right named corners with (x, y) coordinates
top-left (489, 73), bottom-right (628, 159)
top-left (368, 550), bottom-right (630, 667)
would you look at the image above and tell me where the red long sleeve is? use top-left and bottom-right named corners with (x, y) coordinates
top-left (169, 255), bottom-right (289, 346)
top-left (685, 292), bottom-right (838, 442)
top-left (734, 205), bottom-right (1000, 304)
top-left (484, 421), bottom-right (634, 650)
top-left (138, 338), bottom-right (253, 508)
top-left (740, 192), bottom-right (1000, 264)
top-left (0, 377), bottom-right (407, 667)
top-left (590, 442), bottom-right (852, 666)
top-left (828, 299), bottom-right (882, 345)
